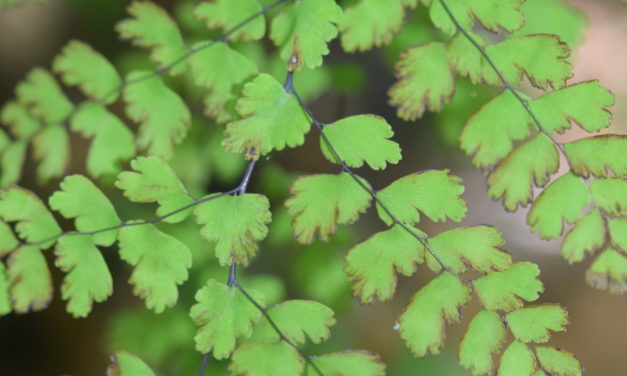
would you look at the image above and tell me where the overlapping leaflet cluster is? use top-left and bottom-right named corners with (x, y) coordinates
top-left (340, 0), bottom-right (626, 294)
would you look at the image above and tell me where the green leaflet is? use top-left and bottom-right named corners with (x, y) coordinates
top-left (0, 187), bottom-right (60, 247)
top-left (497, 341), bottom-right (536, 376)
top-left (55, 235), bottom-right (113, 318)
top-left (388, 42), bottom-right (455, 121)
top-left (529, 81), bottom-right (614, 134)
top-left (190, 279), bottom-right (264, 358)
top-left (0, 141), bottom-right (26, 187)
top-left (0, 261), bottom-right (10, 315)
top-left (15, 68), bottom-right (73, 123)
top-left (286, 173), bottom-right (371, 244)
top-left (460, 90), bottom-right (531, 168)
top-left (253, 300), bottom-right (335, 345)
top-left (188, 42), bottom-right (258, 121)
top-left (345, 225), bottom-right (425, 303)
top-left (425, 225), bottom-right (510, 274)
top-left (425, 0), bottom-right (525, 35)
top-left (0, 128), bottom-right (7, 152)
top-left (123, 71), bottom-right (191, 159)
top-left (535, 346), bottom-right (582, 376)
top-left (448, 33), bottom-right (572, 90)
top-left (0, 220), bottom-right (18, 256)
top-left (1, 101), bottom-right (41, 139)
top-left (71, 102), bottom-right (135, 178)
top-left (270, 0), bottom-right (342, 70)
top-left (230, 342), bottom-right (303, 376)
top-left (32, 124), bottom-right (69, 182)
top-left (488, 134), bottom-right (560, 211)
top-left (376, 169), bottom-right (466, 226)
top-left (339, 0), bottom-right (406, 53)
top-left (528, 172), bottom-right (589, 240)
top-left (118, 224), bottom-right (192, 313)
top-left (590, 178), bottom-right (627, 216)
top-left (459, 310), bottom-right (506, 376)
top-left (116, 156), bottom-right (194, 224)
top-left (7, 246), bottom-right (52, 313)
top-left (107, 351), bottom-right (157, 376)
top-left (194, 194), bottom-right (271, 266)
top-left (506, 304), bottom-right (568, 343)
top-left (307, 352), bottom-right (385, 376)
top-left (399, 273), bottom-right (471, 356)
top-left (609, 219), bottom-right (627, 253)
top-left (116, 1), bottom-right (187, 75)
top-left (49, 175), bottom-right (121, 246)
top-left (475, 262), bottom-right (544, 311)
top-left (52, 40), bottom-right (122, 104)
top-left (561, 209), bottom-right (605, 264)
top-left (586, 247), bottom-right (627, 295)
top-left (321, 114), bottom-right (402, 170)
top-left (223, 74), bottom-right (311, 160)
top-left (564, 135), bottom-right (627, 178)
top-left (193, 0), bottom-right (265, 41)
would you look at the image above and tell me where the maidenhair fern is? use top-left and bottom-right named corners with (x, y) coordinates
top-left (0, 0), bottom-right (622, 375)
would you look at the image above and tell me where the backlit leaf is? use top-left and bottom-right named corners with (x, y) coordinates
top-left (535, 346), bottom-right (582, 376)
top-left (118, 224), bottom-right (192, 312)
top-left (15, 68), bottom-right (73, 123)
top-left (286, 173), bottom-right (371, 244)
top-left (188, 42), bottom-right (258, 121)
top-left (0, 220), bottom-right (18, 256)
top-left (339, 0), bottom-right (405, 53)
top-left (321, 114), bottom-right (402, 170)
top-left (459, 310), bottom-right (506, 376)
top-left (52, 40), bottom-right (122, 104)
top-left (585, 247), bottom-right (627, 295)
top-left (389, 43), bottom-right (455, 120)
top-left (0, 187), bottom-right (60, 247)
top-left (564, 135), bottom-right (627, 178)
top-left (506, 304), bottom-right (568, 343)
top-left (107, 351), bottom-right (157, 376)
top-left (194, 194), bottom-right (271, 266)
top-left (1, 101), bottom-right (41, 139)
top-left (528, 172), bottom-right (589, 239)
top-left (32, 124), bottom-right (69, 182)
top-left (0, 141), bottom-right (27, 187)
top-left (230, 342), bottom-right (304, 376)
top-left (460, 90), bottom-right (531, 168)
top-left (55, 235), bottom-right (113, 318)
top-left (123, 71), bottom-right (191, 159)
top-left (190, 279), bottom-right (264, 358)
top-left (488, 134), bottom-right (559, 211)
top-left (399, 273), bottom-right (471, 356)
top-left (425, 225), bottom-right (510, 274)
top-left (589, 178), bottom-right (627, 216)
top-left (193, 0), bottom-right (265, 41)
top-left (376, 170), bottom-right (466, 226)
top-left (307, 351), bottom-right (385, 376)
top-left (270, 0), bottom-right (342, 70)
top-left (254, 300), bottom-right (335, 345)
top-left (497, 340), bottom-right (536, 376)
top-left (561, 209), bottom-right (605, 264)
top-left (223, 74), bottom-right (311, 160)
top-left (475, 262), bottom-right (544, 311)
top-left (7, 246), bottom-right (52, 313)
top-left (49, 175), bottom-right (121, 246)
top-left (71, 102), bottom-right (135, 178)
top-left (115, 156), bottom-right (194, 224)
top-left (116, 1), bottom-right (187, 75)
top-left (345, 225), bottom-right (425, 303)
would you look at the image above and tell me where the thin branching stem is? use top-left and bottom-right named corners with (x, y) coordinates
top-left (437, 0), bottom-right (571, 164)
top-left (286, 80), bottom-right (472, 285)
top-left (99, 0), bottom-right (295, 104)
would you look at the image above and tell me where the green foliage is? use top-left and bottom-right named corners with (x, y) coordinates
top-left (0, 0), bottom-right (617, 375)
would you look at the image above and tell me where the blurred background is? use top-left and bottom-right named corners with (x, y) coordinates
top-left (0, 0), bottom-right (626, 375)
